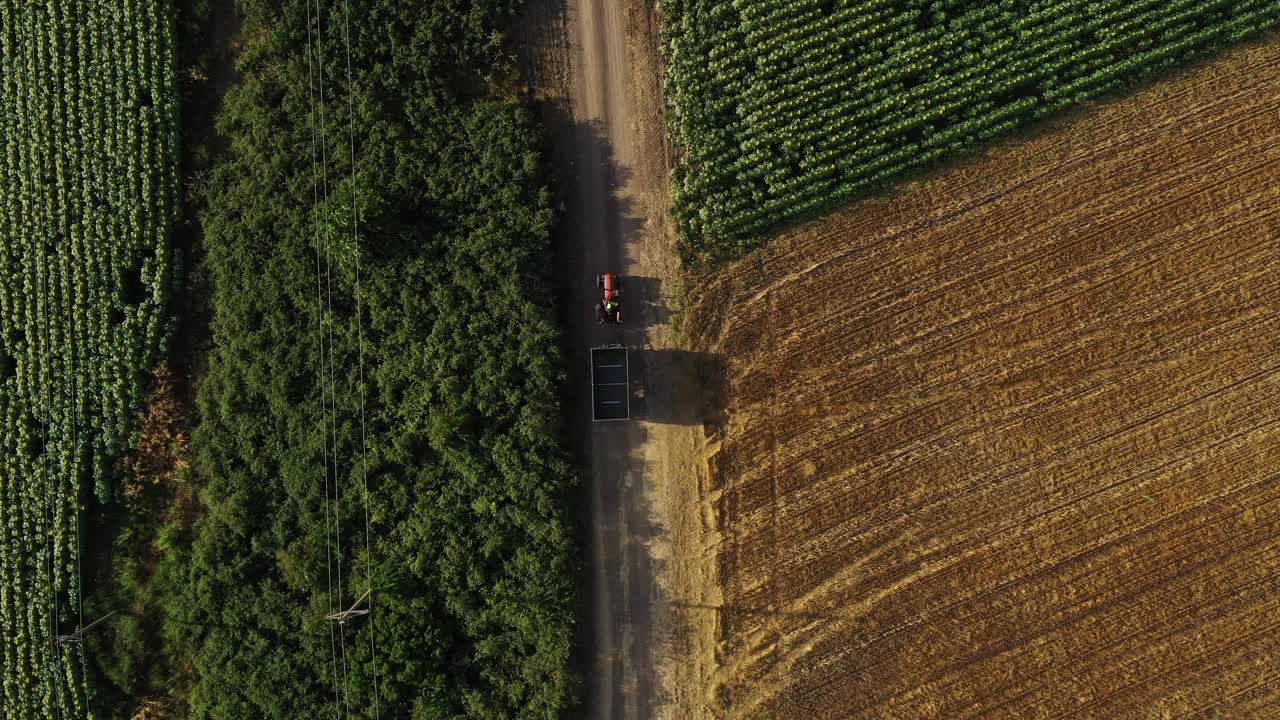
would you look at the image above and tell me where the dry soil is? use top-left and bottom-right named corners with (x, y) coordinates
top-left (688, 39), bottom-right (1280, 720)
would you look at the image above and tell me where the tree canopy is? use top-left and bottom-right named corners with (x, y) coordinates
top-left (159, 1), bottom-right (578, 717)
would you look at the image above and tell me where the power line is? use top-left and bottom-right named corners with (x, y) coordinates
top-left (305, 2), bottom-right (381, 717)
top-left (339, 0), bottom-right (383, 713)
top-left (304, 0), bottom-right (346, 716)
top-left (42, 160), bottom-right (64, 720)
top-left (62, 6), bottom-right (86, 711)
top-left (23, 2), bottom-right (65, 715)
top-left (311, 1), bottom-right (353, 715)
top-left (65, 83), bottom-right (87, 718)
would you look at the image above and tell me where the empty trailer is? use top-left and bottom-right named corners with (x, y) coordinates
top-left (590, 345), bottom-right (629, 421)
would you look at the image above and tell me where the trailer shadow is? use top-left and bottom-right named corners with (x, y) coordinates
top-left (629, 349), bottom-right (724, 426)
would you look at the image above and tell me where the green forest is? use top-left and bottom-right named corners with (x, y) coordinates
top-left (85, 0), bottom-right (580, 717)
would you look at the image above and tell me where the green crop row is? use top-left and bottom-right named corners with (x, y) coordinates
top-left (0, 0), bottom-right (178, 717)
top-left (662, 0), bottom-right (1280, 263)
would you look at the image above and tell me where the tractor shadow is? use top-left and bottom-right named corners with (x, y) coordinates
top-left (629, 349), bottom-right (724, 426)
top-left (618, 275), bottom-right (670, 329)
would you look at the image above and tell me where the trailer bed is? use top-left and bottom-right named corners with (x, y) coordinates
top-left (591, 345), bottom-right (629, 421)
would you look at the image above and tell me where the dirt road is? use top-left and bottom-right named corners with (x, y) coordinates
top-left (519, 0), bottom-right (716, 718)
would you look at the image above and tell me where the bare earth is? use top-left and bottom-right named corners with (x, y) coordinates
top-left (518, 0), bottom-right (717, 718)
top-left (688, 41), bottom-right (1280, 719)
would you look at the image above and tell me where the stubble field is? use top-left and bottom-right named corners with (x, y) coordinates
top-left (687, 40), bottom-right (1280, 719)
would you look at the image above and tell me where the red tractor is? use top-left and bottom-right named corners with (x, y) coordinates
top-left (595, 272), bottom-right (622, 324)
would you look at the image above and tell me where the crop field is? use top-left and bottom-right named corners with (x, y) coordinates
top-left (687, 41), bottom-right (1280, 719)
top-left (0, 1), bottom-right (177, 717)
top-left (661, 0), bottom-right (1280, 260)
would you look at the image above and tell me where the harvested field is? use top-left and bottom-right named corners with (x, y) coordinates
top-left (688, 39), bottom-right (1280, 720)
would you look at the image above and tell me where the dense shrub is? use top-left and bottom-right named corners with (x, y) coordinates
top-left (164, 1), bottom-right (578, 717)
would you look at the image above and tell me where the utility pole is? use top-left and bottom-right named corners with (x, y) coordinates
top-left (325, 589), bottom-right (371, 626)
top-left (55, 611), bottom-right (117, 645)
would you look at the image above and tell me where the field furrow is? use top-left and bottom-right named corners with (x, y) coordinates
top-left (690, 40), bottom-right (1280, 720)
